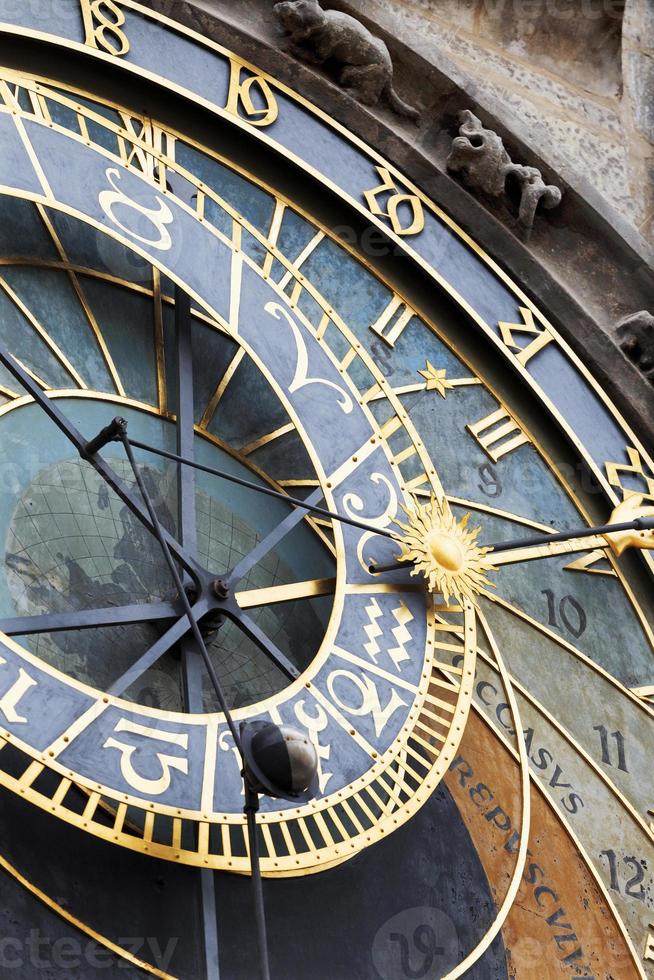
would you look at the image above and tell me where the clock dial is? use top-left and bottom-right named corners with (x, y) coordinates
top-left (0, 26), bottom-right (650, 976)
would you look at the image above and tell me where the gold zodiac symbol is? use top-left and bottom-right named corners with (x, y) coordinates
top-left (225, 61), bottom-right (279, 128)
top-left (98, 168), bottom-right (174, 251)
top-left (80, 0), bottom-right (130, 57)
top-left (363, 166), bottom-right (425, 237)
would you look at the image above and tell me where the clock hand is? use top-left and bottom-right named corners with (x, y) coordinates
top-left (0, 347), bottom-right (205, 585)
top-left (124, 436), bottom-right (398, 541)
top-left (369, 495), bottom-right (654, 576)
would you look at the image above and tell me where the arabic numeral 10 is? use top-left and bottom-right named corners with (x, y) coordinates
top-left (541, 588), bottom-right (587, 638)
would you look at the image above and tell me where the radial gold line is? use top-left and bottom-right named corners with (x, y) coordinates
top-left (279, 821), bottom-right (296, 856)
top-left (199, 347), bottom-right (244, 429)
top-left (327, 435), bottom-right (378, 488)
top-left (379, 414), bottom-right (403, 439)
top-left (259, 822), bottom-right (276, 858)
top-left (344, 583), bottom-right (424, 596)
top-left (0, 275), bottom-right (87, 388)
top-left (0, 382), bottom-right (19, 399)
top-left (236, 578), bottom-right (336, 609)
top-left (366, 783), bottom-right (391, 816)
top-left (368, 377), bottom-right (481, 401)
top-left (353, 791), bottom-right (376, 826)
top-left (312, 811), bottom-right (335, 847)
top-left (201, 719), bottom-right (218, 816)
top-left (229, 249), bottom-right (242, 335)
top-left (110, 803), bottom-right (126, 835)
top-left (326, 805), bottom-right (349, 841)
top-left (431, 658), bottom-right (464, 675)
top-left (37, 204), bottom-right (127, 396)
top-left (143, 810), bottom-right (155, 843)
top-left (420, 704), bottom-right (452, 729)
top-left (277, 478), bottom-right (321, 487)
top-left (340, 797), bottom-right (365, 835)
top-left (432, 640), bottom-right (466, 655)
top-left (414, 717), bottom-right (444, 744)
top-left (19, 760), bottom-right (44, 787)
top-left (331, 645), bottom-right (417, 692)
top-left (82, 791), bottom-right (101, 822)
top-left (375, 773), bottom-right (404, 810)
top-left (5, 98), bottom-right (54, 199)
top-left (288, 280), bottom-right (302, 307)
top-left (262, 200), bottom-right (286, 278)
top-left (339, 347), bottom-right (357, 371)
top-left (308, 684), bottom-right (376, 757)
top-left (316, 311), bottom-right (330, 340)
top-left (411, 728), bottom-right (443, 754)
top-left (423, 693), bottom-right (456, 714)
top-left (152, 266), bottom-right (167, 412)
top-left (393, 444), bottom-right (416, 465)
top-left (240, 421), bottom-right (295, 457)
top-left (492, 535), bottom-right (607, 567)
top-left (379, 765), bottom-right (414, 802)
top-left (277, 230), bottom-right (324, 290)
top-left (172, 818), bottom-right (183, 850)
top-left (197, 822), bottom-right (209, 856)
top-left (295, 816), bottom-right (314, 852)
top-left (44, 700), bottom-right (110, 759)
top-left (425, 678), bottom-right (460, 696)
top-left (51, 778), bottom-right (72, 807)
top-left (220, 823), bottom-right (231, 858)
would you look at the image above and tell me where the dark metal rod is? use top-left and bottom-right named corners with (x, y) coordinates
top-left (128, 439), bottom-right (397, 541)
top-left (0, 347), bottom-right (204, 583)
top-left (124, 425), bottom-right (272, 979)
top-left (0, 601), bottom-right (180, 636)
top-left (119, 430), bottom-right (242, 750)
top-left (226, 489), bottom-right (323, 589)
top-left (244, 783), bottom-right (271, 980)
top-left (488, 516), bottom-right (654, 553)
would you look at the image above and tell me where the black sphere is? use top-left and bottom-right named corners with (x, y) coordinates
top-left (243, 722), bottom-right (318, 800)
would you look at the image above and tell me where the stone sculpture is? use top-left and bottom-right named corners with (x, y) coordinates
top-left (615, 311), bottom-right (654, 382)
top-left (274, 0), bottom-right (420, 121)
top-left (447, 109), bottom-right (562, 230)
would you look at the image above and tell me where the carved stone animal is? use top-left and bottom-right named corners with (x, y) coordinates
top-left (447, 110), bottom-right (561, 230)
top-left (615, 311), bottom-right (654, 383)
top-left (273, 0), bottom-right (420, 121)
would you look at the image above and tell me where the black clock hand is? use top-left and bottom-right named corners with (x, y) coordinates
top-left (0, 345), bottom-right (205, 586)
top-left (127, 438), bottom-right (398, 542)
top-left (487, 514), bottom-right (654, 554)
top-left (370, 500), bottom-right (654, 575)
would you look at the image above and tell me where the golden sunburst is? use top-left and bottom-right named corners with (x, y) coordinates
top-left (392, 495), bottom-right (495, 603)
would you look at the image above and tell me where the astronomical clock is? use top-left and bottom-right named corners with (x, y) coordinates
top-left (0, 3), bottom-right (650, 978)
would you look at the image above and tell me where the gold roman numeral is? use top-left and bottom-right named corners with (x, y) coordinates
top-left (467, 408), bottom-right (530, 462)
top-left (370, 296), bottom-right (414, 347)
top-left (498, 306), bottom-right (553, 367)
top-left (117, 113), bottom-right (176, 185)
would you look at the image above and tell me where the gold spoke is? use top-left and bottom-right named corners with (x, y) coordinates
top-left (235, 577), bottom-right (336, 609)
top-left (35, 204), bottom-right (126, 396)
top-left (199, 347), bottom-right (244, 429)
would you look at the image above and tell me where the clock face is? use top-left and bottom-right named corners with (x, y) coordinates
top-left (0, 10), bottom-right (651, 975)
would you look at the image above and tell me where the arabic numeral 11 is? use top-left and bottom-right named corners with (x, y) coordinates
top-left (593, 724), bottom-right (628, 772)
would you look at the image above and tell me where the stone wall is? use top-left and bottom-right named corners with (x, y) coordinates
top-left (343, 0), bottom-right (653, 242)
